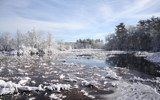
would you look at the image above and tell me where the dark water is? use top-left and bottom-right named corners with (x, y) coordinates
top-left (66, 54), bottom-right (160, 77)
top-left (106, 54), bottom-right (160, 77)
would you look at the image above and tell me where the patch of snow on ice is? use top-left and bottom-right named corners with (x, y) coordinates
top-left (64, 78), bottom-right (77, 82)
top-left (49, 93), bottom-right (65, 100)
top-left (81, 90), bottom-right (95, 99)
top-left (105, 68), bottom-right (121, 80)
top-left (44, 84), bottom-right (71, 92)
top-left (59, 74), bottom-right (65, 79)
top-left (29, 97), bottom-right (36, 100)
top-left (18, 77), bottom-right (31, 85)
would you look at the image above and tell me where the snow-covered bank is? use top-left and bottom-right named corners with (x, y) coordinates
top-left (68, 49), bottom-right (155, 59)
top-left (147, 52), bottom-right (160, 63)
top-left (0, 79), bottom-right (71, 95)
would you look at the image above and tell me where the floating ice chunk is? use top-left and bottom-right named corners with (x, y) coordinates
top-left (24, 65), bottom-right (30, 68)
top-left (0, 80), bottom-right (6, 87)
top-left (18, 86), bottom-right (39, 91)
top-left (42, 75), bottom-right (47, 78)
top-left (18, 77), bottom-right (31, 85)
top-left (81, 90), bottom-right (88, 96)
top-left (38, 84), bottom-right (44, 91)
top-left (73, 84), bottom-right (79, 88)
top-left (50, 94), bottom-right (59, 100)
top-left (81, 80), bottom-right (95, 88)
top-left (64, 78), bottom-right (77, 82)
top-left (59, 74), bottom-right (65, 79)
top-left (41, 63), bottom-right (47, 66)
top-left (110, 81), bottom-right (119, 87)
top-left (49, 93), bottom-right (64, 100)
top-left (81, 80), bottom-right (90, 86)
top-left (81, 90), bottom-right (95, 99)
top-left (0, 87), bottom-right (15, 95)
top-left (18, 84), bottom-right (44, 91)
top-left (50, 62), bottom-right (55, 65)
top-left (44, 84), bottom-right (71, 92)
top-left (29, 97), bottom-right (36, 100)
top-left (105, 70), bottom-right (121, 80)
top-left (51, 79), bottom-right (59, 83)
top-left (31, 80), bottom-right (36, 84)
top-left (0, 80), bottom-right (19, 95)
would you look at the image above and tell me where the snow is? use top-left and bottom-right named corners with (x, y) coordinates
top-left (134, 51), bottom-right (152, 57)
top-left (81, 90), bottom-right (95, 99)
top-left (81, 80), bottom-right (99, 88)
top-left (130, 76), bottom-right (160, 84)
top-left (49, 94), bottom-right (60, 100)
top-left (0, 80), bottom-right (6, 87)
top-left (81, 80), bottom-right (91, 86)
top-left (29, 97), bottom-right (36, 100)
top-left (0, 87), bottom-right (15, 95)
top-left (18, 86), bottom-right (39, 91)
top-left (59, 74), bottom-right (65, 79)
top-left (0, 80), bottom-right (18, 95)
top-left (114, 82), bottom-right (160, 100)
top-left (44, 84), bottom-right (71, 92)
top-left (49, 93), bottom-right (66, 100)
top-left (64, 78), bottom-right (77, 82)
top-left (18, 77), bottom-right (31, 85)
top-left (0, 79), bottom-right (70, 95)
top-left (147, 52), bottom-right (160, 63)
top-left (105, 68), bottom-right (121, 80)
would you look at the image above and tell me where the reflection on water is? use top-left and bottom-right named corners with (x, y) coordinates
top-left (66, 58), bottom-right (109, 67)
top-left (66, 54), bottom-right (160, 77)
top-left (105, 54), bottom-right (160, 77)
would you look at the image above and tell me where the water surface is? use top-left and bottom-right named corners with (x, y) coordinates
top-left (66, 54), bottom-right (160, 77)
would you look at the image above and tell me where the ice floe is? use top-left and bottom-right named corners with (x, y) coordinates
top-left (44, 84), bottom-right (71, 92)
top-left (105, 68), bottom-right (121, 80)
top-left (0, 79), bottom-right (71, 95)
top-left (49, 93), bottom-right (66, 100)
top-left (18, 77), bottom-right (31, 85)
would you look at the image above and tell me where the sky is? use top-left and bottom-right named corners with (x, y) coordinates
top-left (0, 0), bottom-right (160, 42)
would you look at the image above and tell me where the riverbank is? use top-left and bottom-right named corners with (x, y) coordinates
top-left (69, 49), bottom-right (160, 64)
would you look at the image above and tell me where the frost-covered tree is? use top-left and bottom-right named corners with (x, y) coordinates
top-left (75, 39), bottom-right (104, 49)
top-left (105, 17), bottom-right (160, 51)
top-left (0, 32), bottom-right (12, 51)
top-left (25, 29), bottom-right (44, 54)
top-left (45, 32), bottom-right (58, 55)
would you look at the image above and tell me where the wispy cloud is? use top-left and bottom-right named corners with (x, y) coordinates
top-left (0, 0), bottom-right (160, 41)
top-left (0, 17), bottom-right (87, 33)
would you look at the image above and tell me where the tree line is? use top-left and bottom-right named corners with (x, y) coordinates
top-left (74, 39), bottom-right (104, 49)
top-left (105, 17), bottom-right (160, 51)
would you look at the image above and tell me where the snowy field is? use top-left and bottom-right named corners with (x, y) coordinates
top-left (0, 49), bottom-right (160, 100)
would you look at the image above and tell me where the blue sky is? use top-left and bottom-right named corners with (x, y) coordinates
top-left (0, 0), bottom-right (160, 42)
